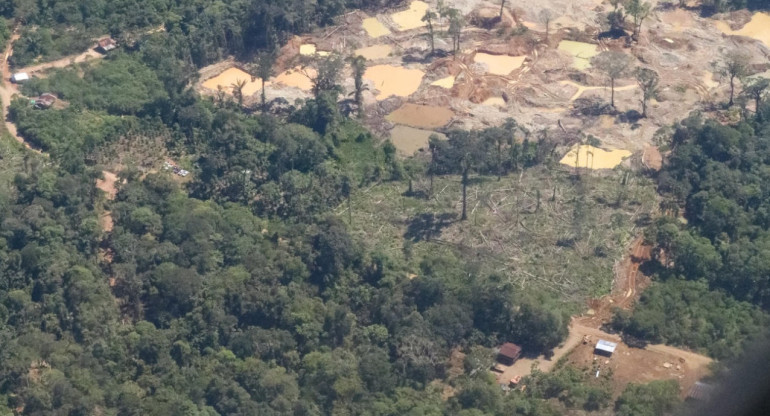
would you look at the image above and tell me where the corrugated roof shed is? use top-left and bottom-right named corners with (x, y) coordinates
top-left (595, 339), bottom-right (618, 355)
top-left (499, 342), bottom-right (522, 359)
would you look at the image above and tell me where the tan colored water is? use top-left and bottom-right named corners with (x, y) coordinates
top-left (559, 144), bottom-right (632, 169)
top-left (390, 125), bottom-right (447, 155)
top-left (474, 53), bottom-right (525, 76)
top-left (364, 65), bottom-right (425, 100)
top-left (274, 67), bottom-right (317, 91)
top-left (355, 44), bottom-right (393, 60)
top-left (431, 75), bottom-right (456, 89)
top-left (391, 1), bottom-right (430, 31)
top-left (481, 97), bottom-right (506, 107)
top-left (715, 13), bottom-right (770, 47)
top-left (300, 44), bottom-right (316, 55)
top-left (557, 40), bottom-right (599, 70)
top-left (387, 103), bottom-right (454, 129)
top-left (202, 67), bottom-right (264, 96)
top-left (363, 17), bottom-right (391, 38)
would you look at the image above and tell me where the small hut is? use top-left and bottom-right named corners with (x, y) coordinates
top-left (497, 342), bottom-right (522, 365)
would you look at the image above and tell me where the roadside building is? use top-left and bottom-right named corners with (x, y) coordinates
top-left (497, 342), bottom-right (522, 365)
top-left (11, 72), bottom-right (29, 83)
top-left (594, 339), bottom-right (618, 357)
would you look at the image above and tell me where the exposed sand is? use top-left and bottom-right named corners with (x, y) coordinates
top-left (391, 1), bottom-right (430, 31)
top-left (474, 53), bottom-right (526, 76)
top-left (202, 67), bottom-right (263, 96)
top-left (363, 17), bottom-right (391, 38)
top-left (96, 171), bottom-right (118, 200)
top-left (387, 103), bottom-right (454, 129)
top-left (390, 125), bottom-right (447, 155)
top-left (300, 44), bottom-right (317, 55)
top-left (364, 65), bottom-right (425, 100)
top-left (557, 40), bottom-right (600, 71)
top-left (702, 71), bottom-right (719, 89)
top-left (355, 44), bottom-right (393, 60)
top-left (274, 67), bottom-right (317, 91)
top-left (481, 96), bottom-right (506, 107)
top-left (660, 9), bottom-right (695, 32)
top-left (431, 75), bottom-right (456, 89)
top-left (559, 144), bottom-right (632, 169)
top-left (560, 80), bottom-right (638, 102)
top-left (715, 13), bottom-right (770, 48)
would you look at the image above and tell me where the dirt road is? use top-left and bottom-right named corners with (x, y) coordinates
top-left (1, 33), bottom-right (22, 144)
top-left (496, 318), bottom-right (712, 391)
top-left (0, 33), bottom-right (105, 150)
top-left (495, 236), bottom-right (711, 390)
top-left (16, 47), bottom-right (104, 75)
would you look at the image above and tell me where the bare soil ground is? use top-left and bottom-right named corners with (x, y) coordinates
top-left (194, 0), bottom-right (770, 158)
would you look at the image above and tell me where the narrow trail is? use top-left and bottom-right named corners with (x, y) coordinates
top-left (559, 80), bottom-right (638, 102)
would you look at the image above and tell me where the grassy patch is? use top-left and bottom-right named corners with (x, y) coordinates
top-left (342, 167), bottom-right (657, 305)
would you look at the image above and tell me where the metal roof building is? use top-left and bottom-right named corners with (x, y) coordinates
top-left (594, 339), bottom-right (618, 356)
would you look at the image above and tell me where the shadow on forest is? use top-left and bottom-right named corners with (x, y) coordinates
top-left (404, 212), bottom-right (457, 242)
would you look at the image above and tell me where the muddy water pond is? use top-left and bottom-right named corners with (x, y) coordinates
top-left (559, 144), bottom-right (632, 170)
top-left (355, 44), bottom-right (393, 60)
top-left (391, 1), bottom-right (430, 31)
top-left (715, 13), bottom-right (770, 48)
top-left (474, 53), bottom-right (525, 76)
top-left (363, 17), bottom-right (391, 38)
top-left (390, 125), bottom-right (447, 155)
top-left (274, 67), bottom-right (317, 91)
top-left (386, 103), bottom-right (454, 129)
top-left (431, 75), bottom-right (456, 89)
top-left (364, 65), bottom-right (425, 100)
top-left (557, 41), bottom-right (599, 71)
top-left (202, 67), bottom-right (264, 96)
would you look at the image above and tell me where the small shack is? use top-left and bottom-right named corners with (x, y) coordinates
top-left (686, 381), bottom-right (715, 402)
top-left (98, 38), bottom-right (117, 53)
top-left (497, 342), bottom-right (522, 365)
top-left (11, 72), bottom-right (29, 83)
top-left (33, 93), bottom-right (57, 109)
top-left (594, 340), bottom-right (618, 357)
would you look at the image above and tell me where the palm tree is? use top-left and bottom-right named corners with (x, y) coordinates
top-left (231, 79), bottom-right (247, 107)
top-left (348, 55), bottom-right (367, 117)
top-left (422, 10), bottom-right (437, 55)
